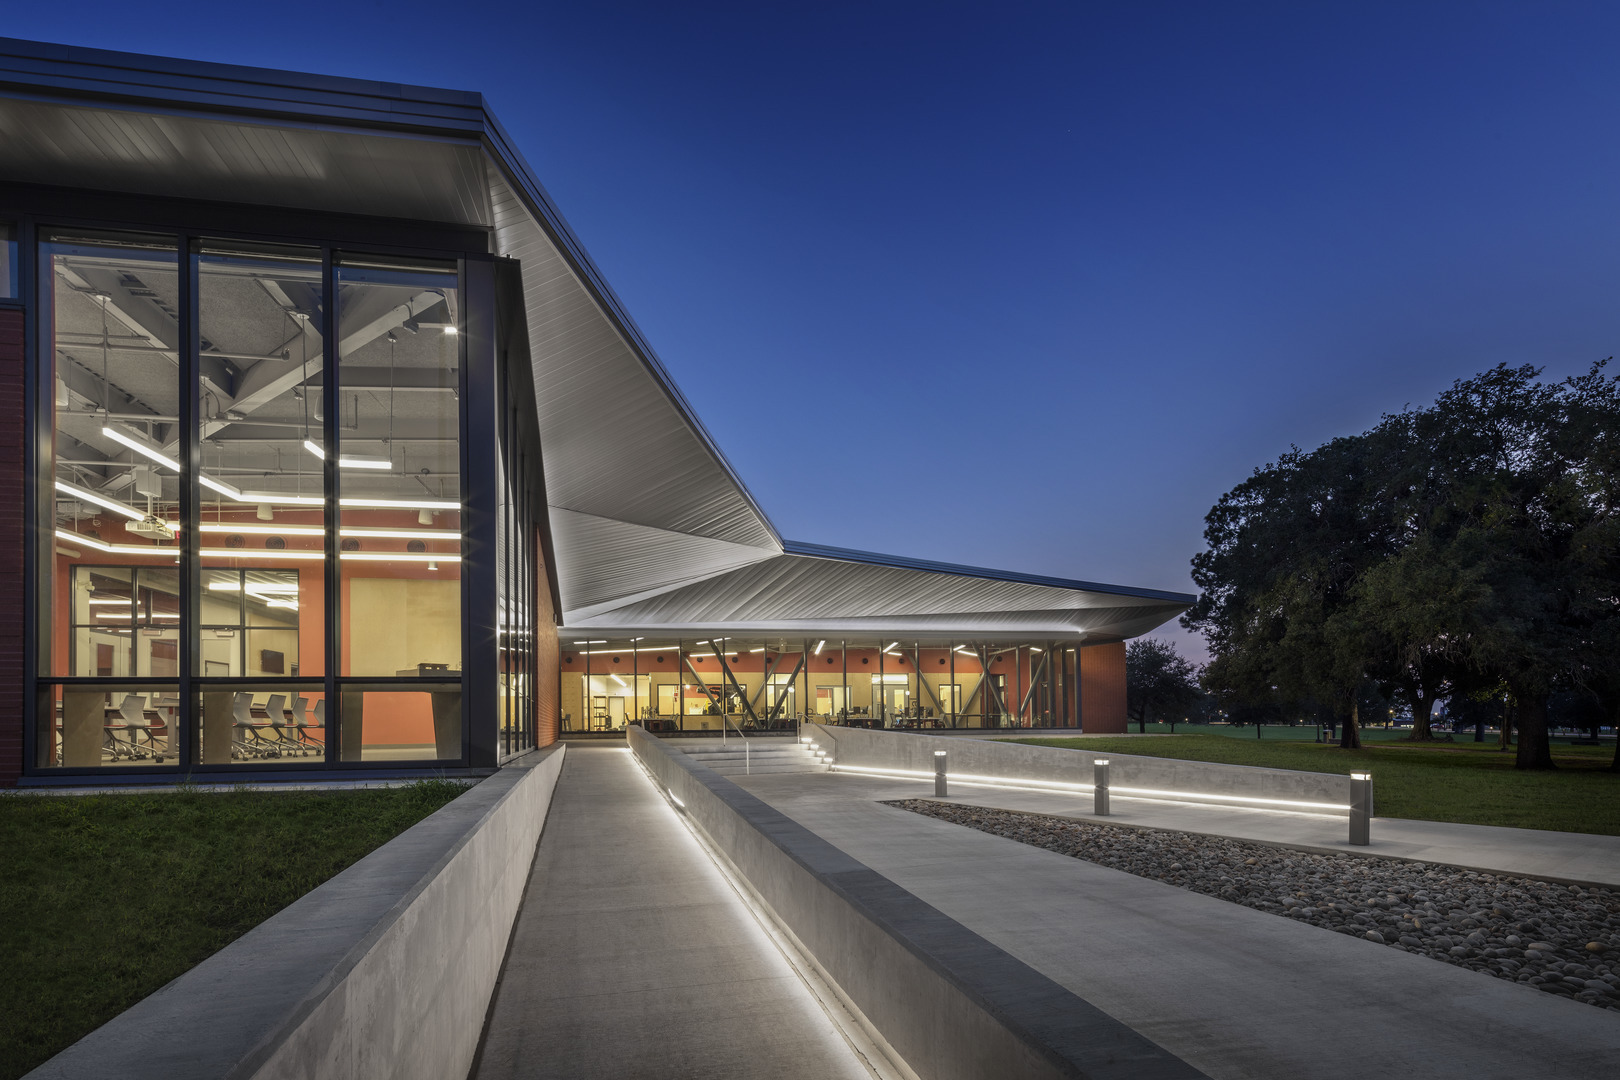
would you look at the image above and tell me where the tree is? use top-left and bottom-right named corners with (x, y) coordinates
top-left (1185, 427), bottom-right (1411, 749)
top-left (1125, 639), bottom-right (1202, 732)
top-left (1187, 361), bottom-right (1620, 770)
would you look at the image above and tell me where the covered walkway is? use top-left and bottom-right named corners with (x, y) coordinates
top-left (471, 745), bottom-right (876, 1080)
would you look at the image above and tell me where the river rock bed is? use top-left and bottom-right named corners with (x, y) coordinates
top-left (886, 799), bottom-right (1620, 1011)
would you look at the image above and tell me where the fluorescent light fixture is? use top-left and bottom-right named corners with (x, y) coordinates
top-left (814, 640), bottom-right (825, 654)
top-left (149, 612), bottom-right (179, 619)
top-left (200, 548), bottom-right (324, 560)
top-left (87, 598), bottom-right (132, 605)
top-left (54, 528), bottom-right (177, 557)
top-left (266, 599), bottom-right (299, 609)
top-left (339, 497), bottom-right (459, 510)
top-left (884, 642), bottom-right (899, 652)
top-left (102, 426), bottom-right (179, 470)
top-left (210, 582), bottom-right (298, 594)
top-left (340, 552), bottom-right (461, 563)
top-left (303, 439), bottom-right (389, 469)
top-left (954, 646), bottom-right (974, 655)
top-left (198, 523), bottom-right (323, 537)
top-left (1029, 646), bottom-right (1043, 653)
top-left (572, 640), bottom-right (607, 645)
top-left (749, 647), bottom-right (765, 653)
top-left (200, 476), bottom-right (244, 498)
top-left (55, 480), bottom-right (144, 521)
top-left (611, 674), bottom-right (627, 688)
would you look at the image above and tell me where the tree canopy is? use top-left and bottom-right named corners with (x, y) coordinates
top-left (1125, 638), bottom-right (1202, 731)
top-left (1184, 362), bottom-right (1620, 770)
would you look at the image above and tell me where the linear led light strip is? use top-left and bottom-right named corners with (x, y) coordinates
top-left (56, 529), bottom-right (460, 563)
top-left (94, 427), bottom-right (458, 511)
top-left (302, 439), bottom-right (389, 470)
top-left (826, 762), bottom-right (1350, 812)
top-left (189, 523), bottom-right (462, 540)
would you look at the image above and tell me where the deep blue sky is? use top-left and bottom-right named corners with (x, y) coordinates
top-left (12, 2), bottom-right (1620, 658)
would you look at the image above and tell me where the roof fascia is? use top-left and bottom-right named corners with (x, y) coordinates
top-left (781, 540), bottom-right (1198, 606)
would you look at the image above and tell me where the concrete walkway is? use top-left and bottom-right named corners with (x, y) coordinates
top-left (472, 745), bottom-right (874, 1080)
top-left (867, 776), bottom-right (1620, 887)
top-left (734, 770), bottom-right (1620, 1080)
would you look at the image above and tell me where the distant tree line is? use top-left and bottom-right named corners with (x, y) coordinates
top-left (1179, 363), bottom-right (1620, 771)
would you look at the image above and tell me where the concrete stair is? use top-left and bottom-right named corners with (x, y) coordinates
top-left (675, 740), bottom-right (828, 776)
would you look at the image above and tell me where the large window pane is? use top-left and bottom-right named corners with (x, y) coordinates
top-left (196, 246), bottom-right (327, 675)
top-left (338, 686), bottom-right (461, 761)
top-left (42, 232), bottom-right (181, 679)
top-left (1, 223), bottom-right (16, 298)
top-left (38, 682), bottom-right (180, 767)
top-left (335, 258), bottom-right (461, 678)
top-left (195, 684), bottom-right (326, 764)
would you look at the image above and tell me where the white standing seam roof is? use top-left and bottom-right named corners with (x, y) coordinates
top-left (0, 38), bottom-right (1194, 642)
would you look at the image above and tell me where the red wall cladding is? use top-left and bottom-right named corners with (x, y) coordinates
top-left (1080, 641), bottom-right (1127, 734)
top-left (0, 309), bottom-right (24, 786)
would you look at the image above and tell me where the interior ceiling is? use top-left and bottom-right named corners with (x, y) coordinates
top-left (1, 39), bottom-right (1192, 640)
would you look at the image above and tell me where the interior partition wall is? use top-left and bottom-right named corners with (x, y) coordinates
top-left (22, 199), bottom-right (513, 777)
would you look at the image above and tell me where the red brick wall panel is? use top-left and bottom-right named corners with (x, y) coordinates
top-left (0, 309), bottom-right (25, 785)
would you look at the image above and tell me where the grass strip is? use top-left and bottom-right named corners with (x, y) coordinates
top-left (0, 780), bottom-right (469, 1080)
top-left (1012, 735), bottom-right (1619, 835)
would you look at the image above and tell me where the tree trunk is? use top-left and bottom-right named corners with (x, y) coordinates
top-left (1412, 693), bottom-right (1438, 744)
top-left (1498, 701), bottom-right (1513, 751)
top-left (1338, 695), bottom-right (1362, 749)
top-left (1610, 700), bottom-right (1620, 773)
top-left (1514, 692), bottom-right (1555, 770)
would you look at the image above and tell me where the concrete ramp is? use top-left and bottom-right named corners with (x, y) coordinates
top-left (471, 745), bottom-right (875, 1080)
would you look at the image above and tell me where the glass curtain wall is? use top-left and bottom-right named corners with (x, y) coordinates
top-left (39, 232), bottom-right (180, 766)
top-left (35, 232), bottom-right (473, 770)
top-left (335, 257), bottom-right (463, 761)
top-left (194, 244), bottom-right (327, 763)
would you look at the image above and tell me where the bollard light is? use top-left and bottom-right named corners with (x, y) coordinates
top-left (1349, 772), bottom-right (1372, 846)
top-left (934, 750), bottom-right (948, 797)
top-left (1093, 758), bottom-right (1110, 817)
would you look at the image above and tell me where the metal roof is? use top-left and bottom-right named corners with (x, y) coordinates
top-left (0, 38), bottom-right (1193, 642)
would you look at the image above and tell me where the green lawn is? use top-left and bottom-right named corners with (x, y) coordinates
top-left (0, 780), bottom-right (470, 1080)
top-left (1013, 734), bottom-right (1620, 835)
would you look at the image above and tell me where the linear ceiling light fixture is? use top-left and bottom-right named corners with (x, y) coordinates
top-left (302, 440), bottom-right (390, 470)
top-left (54, 480), bottom-right (146, 521)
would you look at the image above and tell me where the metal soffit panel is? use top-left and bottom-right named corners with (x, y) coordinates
top-left (551, 509), bottom-right (781, 620)
top-left (0, 95), bottom-right (492, 225)
top-left (569, 553), bottom-right (1191, 639)
top-left (489, 171), bottom-right (782, 549)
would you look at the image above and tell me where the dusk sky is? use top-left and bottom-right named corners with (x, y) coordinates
top-left (11, 2), bottom-right (1620, 658)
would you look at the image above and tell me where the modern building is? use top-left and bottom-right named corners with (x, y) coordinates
top-left (0, 38), bottom-right (1192, 786)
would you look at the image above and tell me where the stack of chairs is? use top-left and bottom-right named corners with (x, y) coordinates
top-left (231, 692), bottom-right (282, 759)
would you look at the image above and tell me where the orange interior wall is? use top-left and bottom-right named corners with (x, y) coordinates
top-left (533, 526), bottom-right (560, 748)
top-left (1080, 641), bottom-right (1127, 733)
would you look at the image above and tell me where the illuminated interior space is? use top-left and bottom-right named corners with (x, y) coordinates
top-left (0, 39), bottom-right (1188, 785)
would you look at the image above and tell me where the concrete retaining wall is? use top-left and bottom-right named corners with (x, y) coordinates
top-left (806, 724), bottom-right (1351, 813)
top-left (629, 726), bottom-right (1204, 1080)
top-left (27, 745), bottom-right (566, 1080)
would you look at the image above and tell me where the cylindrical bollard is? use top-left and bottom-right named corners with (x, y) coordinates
top-left (934, 750), bottom-right (948, 797)
top-left (1349, 772), bottom-right (1373, 846)
top-left (1093, 758), bottom-right (1110, 817)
